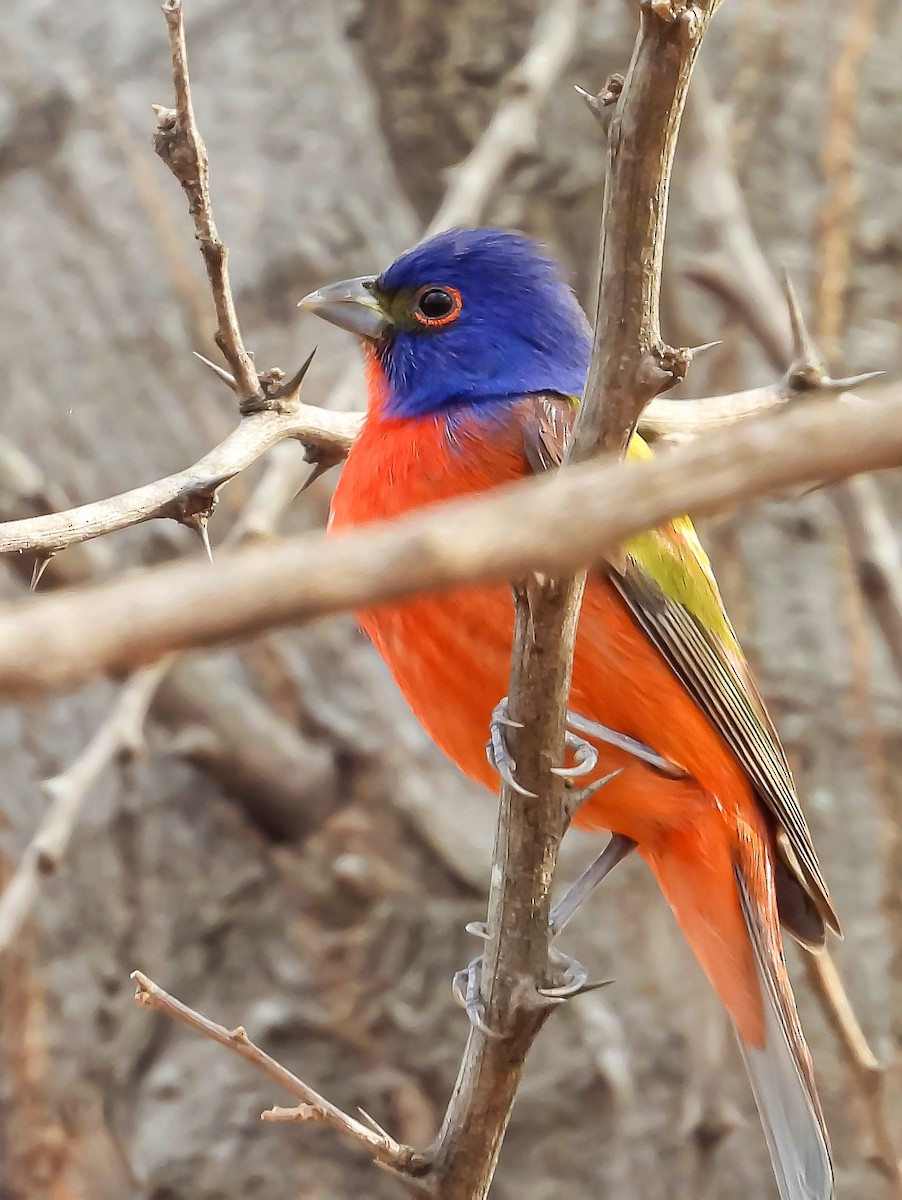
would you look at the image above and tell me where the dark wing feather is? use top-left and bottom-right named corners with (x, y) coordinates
top-left (518, 393), bottom-right (840, 945)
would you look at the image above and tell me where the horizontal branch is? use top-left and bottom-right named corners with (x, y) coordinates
top-left (0, 386), bottom-right (798, 560)
top-left (0, 383), bottom-right (896, 700)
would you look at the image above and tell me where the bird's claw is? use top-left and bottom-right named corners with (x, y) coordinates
top-left (535, 947), bottom-right (610, 1005)
top-left (451, 956), bottom-right (502, 1038)
top-left (550, 729), bottom-right (599, 778)
top-left (486, 697), bottom-right (536, 797)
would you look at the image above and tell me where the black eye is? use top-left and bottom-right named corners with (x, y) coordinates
top-left (412, 285), bottom-right (462, 327)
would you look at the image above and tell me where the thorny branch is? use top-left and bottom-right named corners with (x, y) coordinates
top-left (154, 0), bottom-right (263, 412)
top-left (0, 378), bottom-right (896, 702)
top-left (130, 972), bottom-right (423, 1176)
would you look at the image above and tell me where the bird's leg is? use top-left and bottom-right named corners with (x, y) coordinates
top-left (466, 699), bottom-right (681, 1033)
top-left (565, 710), bottom-right (688, 779)
top-left (549, 833), bottom-right (637, 936)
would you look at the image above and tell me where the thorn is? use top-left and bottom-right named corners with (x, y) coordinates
top-left (357, 1107), bottom-right (392, 1141)
top-left (193, 351), bottom-right (237, 392)
top-left (819, 370), bottom-right (885, 393)
top-left (574, 84), bottom-right (605, 116)
top-left (30, 553), bottom-right (54, 591)
top-left (271, 347), bottom-right (318, 401)
top-left (464, 921), bottom-right (490, 940)
top-left (686, 339), bottom-right (722, 359)
top-left (781, 269), bottom-right (826, 383)
top-left (183, 512), bottom-right (213, 562)
top-left (295, 443), bottom-right (345, 496)
top-left (574, 74), bottom-right (624, 119)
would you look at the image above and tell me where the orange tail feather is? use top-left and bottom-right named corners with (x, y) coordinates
top-left (644, 821), bottom-right (833, 1200)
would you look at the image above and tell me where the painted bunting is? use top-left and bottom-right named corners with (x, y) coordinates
top-left (301, 228), bottom-right (839, 1200)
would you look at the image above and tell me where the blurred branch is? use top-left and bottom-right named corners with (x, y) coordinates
top-left (0, 661), bottom-right (166, 955)
top-left (0, 379), bottom-right (898, 701)
top-left (130, 972), bottom-right (423, 1178)
top-left (802, 953), bottom-right (902, 1188)
top-left (0, 434), bottom-right (340, 954)
top-left (425, 0), bottom-right (582, 234)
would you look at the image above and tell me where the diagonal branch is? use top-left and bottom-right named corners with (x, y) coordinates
top-left (0, 661), bottom-right (167, 954)
top-left (130, 972), bottom-right (423, 1178)
top-left (0, 395), bottom-right (353, 556)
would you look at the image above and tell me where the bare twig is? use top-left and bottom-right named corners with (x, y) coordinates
top-left (0, 381), bottom-right (899, 701)
top-left (802, 953), bottom-right (902, 1188)
top-left (0, 396), bottom-right (353, 556)
top-left (0, 661), bottom-right (167, 955)
top-left (130, 971), bottom-right (423, 1176)
top-left (574, 0), bottom-right (726, 460)
top-left (153, 0), bottom-right (262, 412)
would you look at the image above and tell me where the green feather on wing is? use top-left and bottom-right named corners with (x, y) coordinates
top-left (520, 394), bottom-right (840, 947)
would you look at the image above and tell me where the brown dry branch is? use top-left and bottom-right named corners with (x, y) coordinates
top-left (130, 972), bottom-right (423, 1177)
top-left (0, 383), bottom-right (816, 561)
top-left (802, 953), bottom-right (902, 1188)
top-left (574, 0), bottom-right (726, 460)
top-left (0, 379), bottom-right (897, 702)
top-left (154, 0), bottom-right (262, 412)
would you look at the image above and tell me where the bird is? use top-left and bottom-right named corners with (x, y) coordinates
top-left (300, 227), bottom-right (839, 1200)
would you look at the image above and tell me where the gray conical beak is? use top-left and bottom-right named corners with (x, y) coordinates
top-left (297, 275), bottom-right (386, 339)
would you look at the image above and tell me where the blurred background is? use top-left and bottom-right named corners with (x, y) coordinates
top-left (0, 0), bottom-right (900, 1197)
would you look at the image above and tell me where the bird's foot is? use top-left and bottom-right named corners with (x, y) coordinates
top-left (486, 697), bottom-right (684, 798)
top-left (452, 924), bottom-right (609, 1035)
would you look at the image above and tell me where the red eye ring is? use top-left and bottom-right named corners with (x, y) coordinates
top-left (411, 284), bottom-right (462, 328)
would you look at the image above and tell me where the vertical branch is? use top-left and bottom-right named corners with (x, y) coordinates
top-left (573, 0), bottom-right (724, 461)
top-left (154, 0), bottom-right (264, 412)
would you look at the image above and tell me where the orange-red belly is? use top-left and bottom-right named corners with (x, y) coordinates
top-left (328, 400), bottom-right (771, 1043)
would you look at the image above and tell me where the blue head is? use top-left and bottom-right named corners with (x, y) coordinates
top-left (301, 228), bottom-right (592, 419)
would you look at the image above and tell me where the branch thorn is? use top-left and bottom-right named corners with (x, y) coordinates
top-left (271, 347), bottom-right (318, 402)
top-left (357, 1107), bottom-right (393, 1141)
top-left (183, 512), bottom-right (213, 562)
top-left (193, 351), bottom-right (237, 392)
top-left (30, 553), bottom-right (54, 592)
